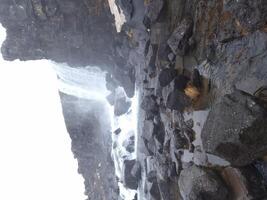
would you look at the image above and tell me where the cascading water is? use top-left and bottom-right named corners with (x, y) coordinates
top-left (53, 63), bottom-right (139, 200)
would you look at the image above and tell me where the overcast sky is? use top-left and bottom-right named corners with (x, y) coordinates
top-left (0, 25), bottom-right (86, 200)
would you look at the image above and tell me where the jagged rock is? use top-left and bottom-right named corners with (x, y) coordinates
top-left (123, 135), bottom-right (135, 153)
top-left (166, 90), bottom-right (191, 112)
top-left (123, 159), bottom-right (139, 190)
top-left (179, 165), bottom-right (229, 200)
top-left (202, 90), bottom-right (267, 166)
top-left (167, 17), bottom-right (193, 56)
top-left (158, 68), bottom-right (178, 87)
top-left (143, 0), bottom-right (164, 29)
top-left (114, 96), bottom-right (131, 116)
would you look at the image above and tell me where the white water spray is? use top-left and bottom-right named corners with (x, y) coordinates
top-left (54, 63), bottom-right (139, 200)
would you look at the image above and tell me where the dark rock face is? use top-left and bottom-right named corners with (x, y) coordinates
top-left (166, 90), bottom-right (191, 112)
top-left (158, 68), bottom-right (178, 87)
top-left (0, 0), bottom-right (135, 97)
top-left (123, 159), bottom-right (139, 190)
top-left (179, 165), bottom-right (229, 200)
top-left (202, 90), bottom-right (267, 166)
top-left (59, 93), bottom-right (118, 200)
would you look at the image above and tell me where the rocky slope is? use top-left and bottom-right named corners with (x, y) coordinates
top-left (1, 0), bottom-right (267, 199)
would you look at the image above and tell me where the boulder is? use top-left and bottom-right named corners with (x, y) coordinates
top-left (158, 68), bottom-right (178, 87)
top-left (123, 159), bottom-right (139, 190)
top-left (166, 90), bottom-right (191, 112)
top-left (114, 128), bottom-right (122, 135)
top-left (167, 17), bottom-right (193, 56)
top-left (114, 96), bottom-right (131, 116)
top-left (202, 90), bottom-right (267, 166)
top-left (179, 165), bottom-right (229, 200)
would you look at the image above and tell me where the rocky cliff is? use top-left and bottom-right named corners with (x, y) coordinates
top-left (59, 93), bottom-right (118, 200)
top-left (1, 0), bottom-right (267, 199)
top-left (0, 0), bottom-right (136, 97)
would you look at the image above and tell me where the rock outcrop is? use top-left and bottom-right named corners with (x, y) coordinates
top-left (179, 165), bottom-right (229, 200)
top-left (2, 0), bottom-right (267, 199)
top-left (202, 90), bottom-right (267, 166)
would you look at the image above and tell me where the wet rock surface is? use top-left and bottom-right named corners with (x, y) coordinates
top-left (202, 90), bottom-right (267, 166)
top-left (1, 0), bottom-right (267, 199)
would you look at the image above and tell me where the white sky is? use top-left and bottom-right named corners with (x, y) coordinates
top-left (0, 26), bottom-right (86, 199)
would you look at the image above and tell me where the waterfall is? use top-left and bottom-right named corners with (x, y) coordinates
top-left (53, 63), bottom-right (139, 200)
